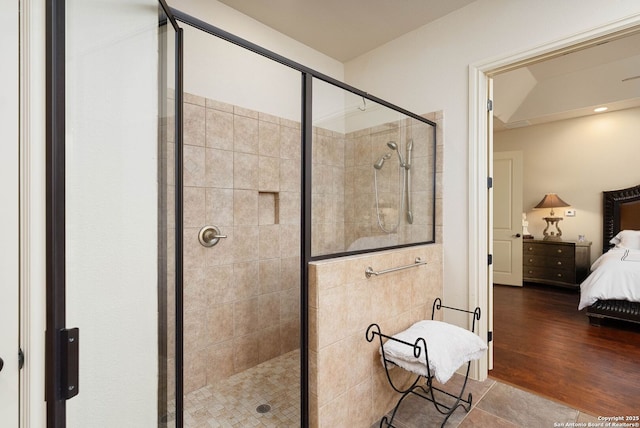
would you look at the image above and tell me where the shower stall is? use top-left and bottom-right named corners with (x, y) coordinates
top-left (45, 1), bottom-right (435, 427)
top-left (159, 13), bottom-right (436, 423)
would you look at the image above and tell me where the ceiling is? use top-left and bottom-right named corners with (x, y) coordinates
top-left (209, 1), bottom-right (640, 129)
top-left (216, 0), bottom-right (476, 62)
top-left (493, 32), bottom-right (640, 131)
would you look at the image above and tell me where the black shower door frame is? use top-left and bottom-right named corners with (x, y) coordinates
top-left (44, 1), bottom-right (185, 426)
top-left (45, 1), bottom-right (436, 426)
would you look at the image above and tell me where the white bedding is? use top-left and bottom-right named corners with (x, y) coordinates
top-left (578, 248), bottom-right (640, 310)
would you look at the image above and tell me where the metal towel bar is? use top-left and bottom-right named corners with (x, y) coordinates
top-left (365, 257), bottom-right (426, 278)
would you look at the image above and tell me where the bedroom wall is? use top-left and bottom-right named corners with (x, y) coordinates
top-left (344, 0), bottom-right (640, 322)
top-left (494, 107), bottom-right (640, 262)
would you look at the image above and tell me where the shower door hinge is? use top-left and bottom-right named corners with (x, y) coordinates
top-left (488, 331), bottom-right (493, 342)
top-left (488, 254), bottom-right (493, 265)
top-left (487, 99), bottom-right (493, 112)
top-left (18, 348), bottom-right (24, 370)
top-left (487, 177), bottom-right (493, 189)
top-left (61, 328), bottom-right (80, 400)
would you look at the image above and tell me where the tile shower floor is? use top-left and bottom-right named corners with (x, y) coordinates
top-left (171, 350), bottom-right (599, 427)
top-left (180, 350), bottom-right (300, 427)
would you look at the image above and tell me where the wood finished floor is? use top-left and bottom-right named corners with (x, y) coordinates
top-left (491, 284), bottom-right (640, 417)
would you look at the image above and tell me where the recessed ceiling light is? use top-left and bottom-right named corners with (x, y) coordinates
top-left (594, 107), bottom-right (608, 113)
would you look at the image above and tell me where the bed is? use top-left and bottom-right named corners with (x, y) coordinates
top-left (579, 184), bottom-right (640, 326)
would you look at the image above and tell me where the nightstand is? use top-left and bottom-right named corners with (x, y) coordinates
top-left (522, 239), bottom-right (592, 289)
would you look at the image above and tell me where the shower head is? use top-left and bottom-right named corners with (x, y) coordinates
top-left (374, 152), bottom-right (392, 169)
top-left (387, 141), bottom-right (405, 167)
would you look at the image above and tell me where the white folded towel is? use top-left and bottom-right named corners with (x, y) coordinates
top-left (380, 320), bottom-right (487, 384)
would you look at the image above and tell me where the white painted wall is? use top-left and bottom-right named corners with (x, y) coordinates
top-left (169, 0), bottom-right (345, 122)
top-left (495, 107), bottom-right (640, 262)
top-left (344, 0), bottom-right (640, 313)
top-left (64, 1), bottom-right (159, 426)
top-left (170, 1), bottom-right (410, 133)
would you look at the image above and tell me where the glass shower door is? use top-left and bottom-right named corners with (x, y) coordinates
top-left (59, 0), bottom-right (170, 426)
top-left (54, 1), bottom-right (310, 425)
top-left (176, 21), bottom-right (303, 427)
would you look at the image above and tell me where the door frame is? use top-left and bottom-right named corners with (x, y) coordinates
top-left (468, 14), bottom-right (640, 381)
top-left (5, 1), bottom-right (48, 426)
top-left (20, 0), bottom-right (48, 426)
top-left (1, 0), bottom-right (20, 425)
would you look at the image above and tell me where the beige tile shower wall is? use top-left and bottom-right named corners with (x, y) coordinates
top-left (177, 92), bottom-right (302, 394)
top-left (344, 113), bottom-right (442, 250)
top-left (312, 127), bottom-right (346, 255)
top-left (308, 244), bottom-right (444, 427)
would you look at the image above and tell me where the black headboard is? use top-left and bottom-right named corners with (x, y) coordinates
top-left (602, 184), bottom-right (640, 253)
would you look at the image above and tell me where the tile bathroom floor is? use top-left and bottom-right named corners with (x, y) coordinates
top-left (172, 349), bottom-right (600, 427)
top-left (371, 374), bottom-right (602, 428)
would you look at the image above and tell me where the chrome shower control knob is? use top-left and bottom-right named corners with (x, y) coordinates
top-left (198, 225), bottom-right (227, 247)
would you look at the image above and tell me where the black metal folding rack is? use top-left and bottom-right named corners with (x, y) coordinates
top-left (366, 298), bottom-right (482, 428)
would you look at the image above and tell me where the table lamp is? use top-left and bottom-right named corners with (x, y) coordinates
top-left (534, 193), bottom-right (570, 241)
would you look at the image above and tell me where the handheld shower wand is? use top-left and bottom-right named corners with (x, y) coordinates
top-left (372, 140), bottom-right (414, 232)
top-left (406, 139), bottom-right (413, 224)
top-left (373, 147), bottom-right (404, 233)
top-left (389, 140), bottom-right (413, 223)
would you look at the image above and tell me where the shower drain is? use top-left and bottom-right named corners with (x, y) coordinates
top-left (256, 404), bottom-right (271, 414)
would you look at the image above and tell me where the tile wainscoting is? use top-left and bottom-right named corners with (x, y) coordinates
top-left (309, 244), bottom-right (444, 427)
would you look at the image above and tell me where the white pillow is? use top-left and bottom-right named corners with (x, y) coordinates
top-left (610, 230), bottom-right (640, 250)
top-left (380, 320), bottom-right (487, 384)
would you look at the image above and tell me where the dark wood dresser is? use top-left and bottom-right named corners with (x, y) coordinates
top-left (522, 239), bottom-right (591, 289)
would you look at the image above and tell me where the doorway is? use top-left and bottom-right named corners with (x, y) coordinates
top-left (470, 14), bottom-right (640, 382)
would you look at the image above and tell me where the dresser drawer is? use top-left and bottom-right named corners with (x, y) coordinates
top-left (523, 242), bottom-right (574, 259)
top-left (523, 266), bottom-right (576, 284)
top-left (523, 254), bottom-right (574, 269)
top-left (521, 239), bottom-right (589, 289)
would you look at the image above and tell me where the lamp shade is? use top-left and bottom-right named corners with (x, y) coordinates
top-left (534, 193), bottom-right (570, 209)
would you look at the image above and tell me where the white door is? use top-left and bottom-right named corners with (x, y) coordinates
top-left (493, 151), bottom-right (523, 286)
top-left (0, 0), bottom-right (20, 424)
